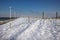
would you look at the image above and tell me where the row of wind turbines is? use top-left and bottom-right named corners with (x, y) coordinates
top-left (9, 6), bottom-right (59, 19)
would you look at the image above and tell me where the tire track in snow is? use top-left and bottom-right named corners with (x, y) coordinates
top-left (10, 19), bottom-right (37, 40)
top-left (16, 20), bottom-right (40, 40)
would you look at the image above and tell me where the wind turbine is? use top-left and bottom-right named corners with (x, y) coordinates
top-left (14, 11), bottom-right (17, 18)
top-left (42, 11), bottom-right (44, 19)
top-left (56, 12), bottom-right (58, 19)
top-left (9, 6), bottom-right (12, 28)
top-left (9, 6), bottom-right (12, 19)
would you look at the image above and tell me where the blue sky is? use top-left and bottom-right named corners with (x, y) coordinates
top-left (0, 0), bottom-right (60, 17)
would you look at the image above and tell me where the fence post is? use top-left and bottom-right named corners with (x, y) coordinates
top-left (28, 16), bottom-right (30, 24)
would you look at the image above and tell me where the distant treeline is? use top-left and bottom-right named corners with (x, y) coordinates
top-left (0, 17), bottom-right (17, 21)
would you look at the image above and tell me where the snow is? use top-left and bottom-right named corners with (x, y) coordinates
top-left (0, 17), bottom-right (60, 40)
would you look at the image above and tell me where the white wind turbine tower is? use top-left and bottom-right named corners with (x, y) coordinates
top-left (9, 6), bottom-right (12, 28)
top-left (9, 6), bottom-right (12, 19)
top-left (14, 11), bottom-right (17, 18)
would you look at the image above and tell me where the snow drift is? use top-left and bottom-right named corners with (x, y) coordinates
top-left (0, 17), bottom-right (60, 40)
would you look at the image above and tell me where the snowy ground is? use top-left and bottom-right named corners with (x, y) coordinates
top-left (0, 17), bottom-right (60, 40)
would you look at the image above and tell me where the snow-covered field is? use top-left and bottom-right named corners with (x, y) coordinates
top-left (0, 17), bottom-right (60, 40)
